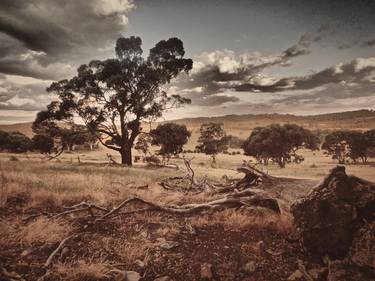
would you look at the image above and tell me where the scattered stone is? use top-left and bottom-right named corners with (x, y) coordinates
top-left (60, 247), bottom-right (69, 257)
top-left (200, 263), bottom-right (213, 279)
top-left (125, 271), bottom-right (141, 281)
top-left (242, 261), bottom-right (256, 274)
top-left (20, 248), bottom-right (34, 257)
top-left (134, 259), bottom-right (145, 268)
top-left (287, 270), bottom-right (303, 280)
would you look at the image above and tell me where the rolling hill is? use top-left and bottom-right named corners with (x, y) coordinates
top-left (1, 109), bottom-right (374, 141)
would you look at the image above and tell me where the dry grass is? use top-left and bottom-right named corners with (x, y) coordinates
top-left (54, 260), bottom-right (111, 280)
top-left (20, 217), bottom-right (73, 245)
top-left (188, 208), bottom-right (292, 234)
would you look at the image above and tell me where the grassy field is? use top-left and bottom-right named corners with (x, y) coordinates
top-left (0, 147), bottom-right (374, 280)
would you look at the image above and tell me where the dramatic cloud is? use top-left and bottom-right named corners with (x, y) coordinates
top-left (0, 0), bottom-right (135, 80)
top-left (0, 76), bottom-right (53, 111)
top-left (235, 57), bottom-right (375, 93)
top-left (172, 30), bottom-right (326, 106)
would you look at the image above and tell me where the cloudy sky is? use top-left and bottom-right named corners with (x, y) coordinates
top-left (1, 0), bottom-right (375, 124)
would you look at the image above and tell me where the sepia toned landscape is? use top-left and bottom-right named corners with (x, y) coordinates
top-left (0, 1), bottom-right (375, 281)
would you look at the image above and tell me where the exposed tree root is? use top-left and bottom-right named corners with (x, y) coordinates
top-left (96, 191), bottom-right (280, 221)
top-left (160, 158), bottom-right (275, 194)
top-left (44, 234), bottom-right (76, 267)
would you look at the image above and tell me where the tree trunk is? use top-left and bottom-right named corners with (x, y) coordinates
top-left (120, 148), bottom-right (132, 166)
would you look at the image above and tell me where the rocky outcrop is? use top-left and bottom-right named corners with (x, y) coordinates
top-left (291, 166), bottom-right (375, 280)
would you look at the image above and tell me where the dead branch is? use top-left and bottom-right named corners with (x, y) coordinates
top-left (51, 202), bottom-right (109, 218)
top-left (44, 234), bottom-right (76, 267)
top-left (44, 148), bottom-right (64, 161)
top-left (97, 192), bottom-right (280, 221)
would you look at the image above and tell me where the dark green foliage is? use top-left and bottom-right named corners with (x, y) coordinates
top-left (32, 134), bottom-right (54, 154)
top-left (195, 123), bottom-right (229, 163)
top-left (38, 36), bottom-right (192, 165)
top-left (242, 124), bottom-right (320, 168)
top-left (150, 123), bottom-right (191, 161)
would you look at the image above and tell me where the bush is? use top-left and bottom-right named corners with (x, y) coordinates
top-left (3, 132), bottom-right (33, 153)
top-left (145, 155), bottom-right (161, 165)
top-left (32, 134), bottom-right (54, 154)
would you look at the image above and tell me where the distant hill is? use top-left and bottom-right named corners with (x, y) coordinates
top-left (0, 122), bottom-right (33, 137)
top-left (1, 109), bottom-right (374, 142)
top-left (169, 109), bottom-right (375, 140)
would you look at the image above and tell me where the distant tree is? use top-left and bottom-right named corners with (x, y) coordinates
top-left (196, 123), bottom-right (229, 164)
top-left (32, 134), bottom-right (54, 154)
top-left (322, 131), bottom-right (350, 164)
top-left (242, 124), bottom-right (320, 168)
top-left (33, 112), bottom-right (96, 153)
top-left (3, 132), bottom-right (32, 153)
top-left (151, 123), bottom-right (191, 162)
top-left (40, 36), bottom-right (192, 165)
top-left (134, 133), bottom-right (153, 159)
top-left (226, 135), bottom-right (245, 149)
top-left (322, 130), bottom-right (375, 164)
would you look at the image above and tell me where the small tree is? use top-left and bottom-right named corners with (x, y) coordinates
top-left (32, 134), bottom-right (55, 154)
top-left (151, 123), bottom-right (191, 162)
top-left (242, 124), bottom-right (320, 168)
top-left (196, 123), bottom-right (229, 164)
top-left (134, 133), bottom-right (152, 160)
top-left (39, 36), bottom-right (193, 165)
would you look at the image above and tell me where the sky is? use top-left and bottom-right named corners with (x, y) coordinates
top-left (0, 0), bottom-right (375, 124)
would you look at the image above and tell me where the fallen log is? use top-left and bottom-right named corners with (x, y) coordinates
top-left (96, 192), bottom-right (280, 221)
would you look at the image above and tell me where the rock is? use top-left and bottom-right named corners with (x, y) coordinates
top-left (307, 267), bottom-right (327, 280)
top-left (287, 270), bottom-right (303, 280)
top-left (291, 166), bottom-right (375, 259)
top-left (349, 221), bottom-right (375, 270)
top-left (134, 259), bottom-right (145, 268)
top-left (242, 261), bottom-right (256, 274)
top-left (154, 276), bottom-right (173, 281)
top-left (125, 271), bottom-right (141, 281)
top-left (200, 263), bottom-right (213, 279)
top-left (20, 248), bottom-right (34, 257)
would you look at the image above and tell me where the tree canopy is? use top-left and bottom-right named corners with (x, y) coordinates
top-left (322, 130), bottom-right (375, 164)
top-left (150, 123), bottom-right (191, 161)
top-left (37, 36), bottom-right (193, 165)
top-left (242, 124), bottom-right (320, 168)
top-left (195, 123), bottom-right (229, 163)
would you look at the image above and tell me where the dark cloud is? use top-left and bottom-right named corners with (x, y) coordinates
top-left (173, 30), bottom-right (326, 105)
top-left (0, 0), bottom-right (135, 80)
top-left (235, 57), bottom-right (375, 93)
